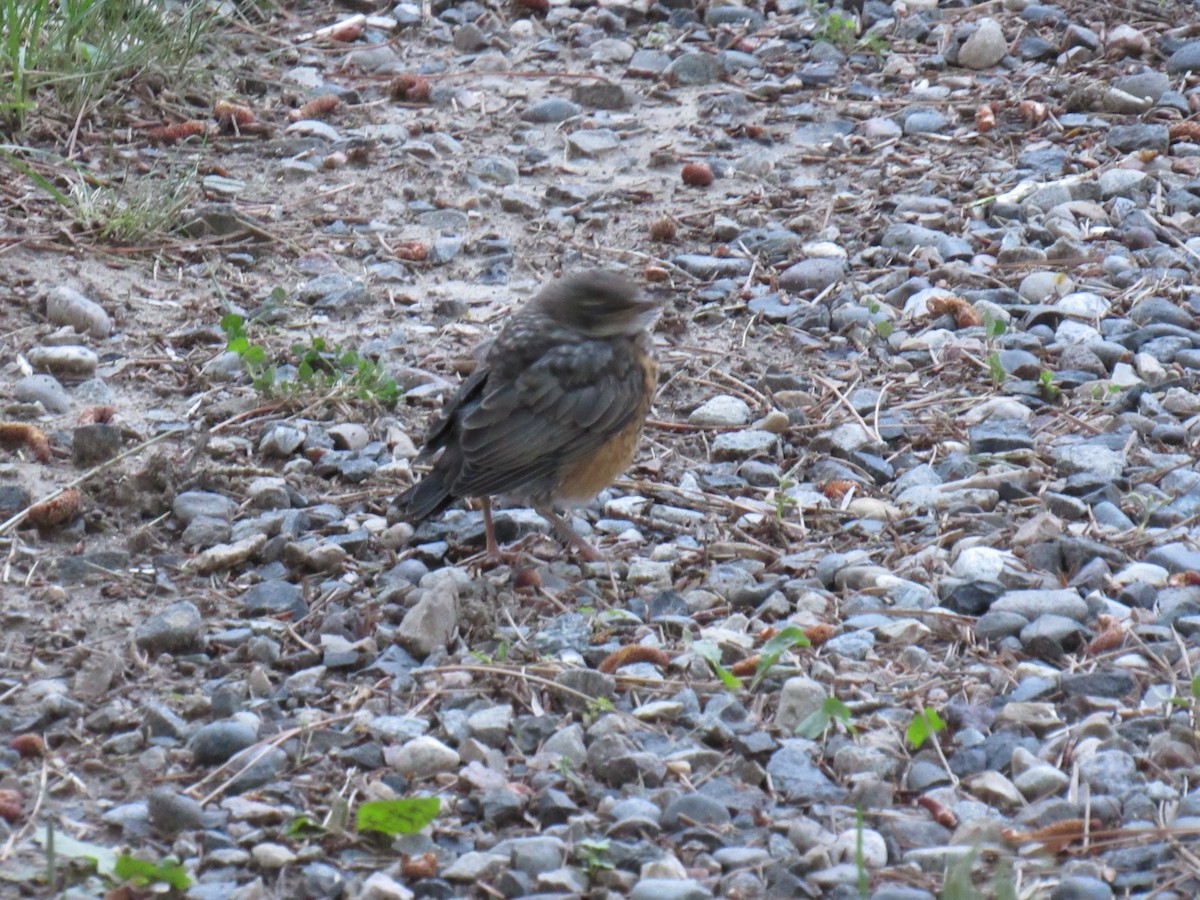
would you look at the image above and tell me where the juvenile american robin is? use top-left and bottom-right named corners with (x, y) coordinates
top-left (394, 269), bottom-right (660, 560)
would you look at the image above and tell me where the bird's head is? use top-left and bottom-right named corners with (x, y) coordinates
top-left (534, 270), bottom-right (661, 338)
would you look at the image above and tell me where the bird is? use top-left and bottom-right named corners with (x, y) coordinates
top-left (393, 269), bottom-right (660, 561)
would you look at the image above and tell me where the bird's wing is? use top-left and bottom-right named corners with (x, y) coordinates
top-left (414, 365), bottom-right (489, 461)
top-left (450, 338), bottom-right (646, 499)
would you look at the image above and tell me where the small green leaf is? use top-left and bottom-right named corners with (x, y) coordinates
top-left (794, 708), bottom-right (831, 739)
top-left (220, 313), bottom-right (245, 337)
top-left (693, 640), bottom-right (743, 691)
top-left (227, 335), bottom-right (249, 356)
top-left (750, 627), bottom-right (811, 690)
top-left (113, 854), bottom-right (191, 890)
top-left (822, 696), bottom-right (853, 723)
top-left (586, 696), bottom-right (615, 715)
top-left (356, 797), bottom-right (440, 835)
top-left (286, 815), bottom-right (324, 836)
top-left (242, 345), bottom-right (267, 366)
top-left (906, 707), bottom-right (946, 750)
top-left (986, 317), bottom-right (1007, 338)
top-left (987, 353), bottom-right (1006, 385)
top-left (760, 626), bottom-right (811, 659)
top-left (874, 320), bottom-right (894, 339)
top-left (794, 696), bottom-right (856, 739)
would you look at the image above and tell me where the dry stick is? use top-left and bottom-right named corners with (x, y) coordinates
top-left (567, 240), bottom-right (700, 282)
top-left (1150, 210), bottom-right (1200, 269)
top-left (187, 712), bottom-right (358, 805)
top-left (419, 664), bottom-right (670, 733)
top-left (0, 427), bottom-right (186, 537)
top-left (807, 373), bottom-right (882, 443)
top-left (0, 757), bottom-right (49, 862)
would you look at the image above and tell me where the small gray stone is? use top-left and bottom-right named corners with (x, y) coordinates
top-left (555, 668), bottom-right (616, 712)
top-left (189, 720), bottom-right (257, 765)
top-left (46, 285), bottom-right (113, 338)
top-left (453, 23), bottom-right (488, 53)
top-left (226, 744), bottom-right (288, 792)
top-left (958, 18), bottom-right (1007, 70)
top-left (1146, 543), bottom-right (1200, 573)
top-left (147, 788), bottom-right (204, 835)
top-left (776, 676), bottom-right (827, 732)
top-left (299, 274), bottom-right (368, 309)
top-left (27, 345), bottom-right (98, 379)
top-left (1166, 41), bottom-right (1200, 75)
top-left (300, 862), bottom-right (345, 899)
top-left (565, 129), bottom-right (621, 158)
top-left (663, 793), bottom-right (731, 828)
top-left (135, 601), bottom-right (203, 654)
top-left (1078, 749), bottom-right (1141, 794)
top-left (711, 430), bottom-right (778, 460)
top-left (705, 4), bottom-right (765, 28)
top-left (391, 734), bottom-right (460, 777)
top-left (1113, 71), bottom-right (1168, 103)
top-left (521, 97), bottom-right (581, 123)
top-left (14, 374), bottom-right (71, 413)
top-left (500, 187), bottom-right (541, 216)
top-left (73, 423), bottom-right (121, 467)
top-left (630, 878), bottom-right (713, 900)
top-left (497, 835), bottom-right (566, 876)
top-left (881, 224), bottom-right (972, 260)
top-left (628, 48), bottom-right (672, 78)
top-left (991, 589), bottom-right (1087, 622)
top-left (470, 156), bottom-right (519, 185)
top-left (1051, 875), bottom-right (1114, 900)
top-left (823, 630), bottom-right (875, 660)
top-left (1107, 124), bottom-right (1169, 153)
top-left (974, 610), bottom-right (1029, 641)
top-left (766, 740), bottom-right (846, 802)
top-left (1020, 614), bottom-right (1090, 656)
top-left (241, 580), bottom-right (307, 619)
top-left (689, 395), bottom-right (751, 427)
top-left (572, 82), bottom-right (632, 110)
top-left (665, 51), bottom-right (722, 85)
top-left (397, 576), bottom-right (459, 659)
top-left (260, 424), bottom-right (306, 457)
top-left (902, 108), bottom-right (950, 135)
top-left (778, 258), bottom-right (845, 291)
top-left (673, 254), bottom-right (751, 278)
top-left (182, 516), bottom-right (231, 549)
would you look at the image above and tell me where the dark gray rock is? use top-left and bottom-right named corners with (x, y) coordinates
top-left (189, 720), bottom-right (257, 765)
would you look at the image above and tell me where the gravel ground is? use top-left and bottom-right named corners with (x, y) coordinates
top-left (4, 0), bottom-right (1200, 897)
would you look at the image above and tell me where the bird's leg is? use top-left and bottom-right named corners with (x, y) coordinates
top-left (481, 496), bottom-right (503, 561)
top-left (535, 504), bottom-right (606, 562)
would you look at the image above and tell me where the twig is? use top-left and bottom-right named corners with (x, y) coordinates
top-left (0, 427), bottom-right (186, 537)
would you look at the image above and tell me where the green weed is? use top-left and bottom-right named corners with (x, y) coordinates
top-left (906, 706), bottom-right (946, 750)
top-left (221, 311), bottom-right (401, 406)
top-left (69, 166), bottom-right (196, 243)
top-left (0, 0), bottom-right (208, 132)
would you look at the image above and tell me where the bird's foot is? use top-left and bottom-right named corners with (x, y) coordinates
top-left (535, 504), bottom-right (608, 563)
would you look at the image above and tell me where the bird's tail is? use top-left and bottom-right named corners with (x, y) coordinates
top-left (389, 469), bottom-right (454, 525)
